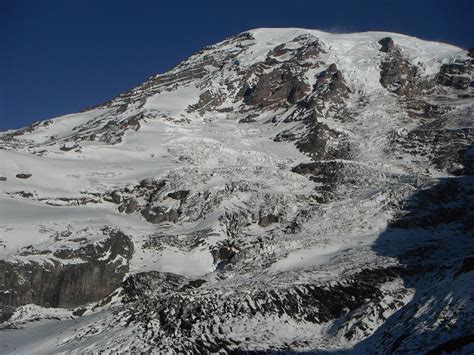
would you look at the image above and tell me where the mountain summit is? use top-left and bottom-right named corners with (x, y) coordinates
top-left (0, 28), bottom-right (473, 353)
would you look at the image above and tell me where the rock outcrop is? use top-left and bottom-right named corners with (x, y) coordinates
top-left (378, 37), bottom-right (433, 96)
top-left (0, 229), bottom-right (133, 322)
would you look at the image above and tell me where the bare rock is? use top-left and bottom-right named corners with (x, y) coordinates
top-left (59, 144), bottom-right (78, 152)
top-left (140, 178), bottom-right (166, 190)
top-left (110, 190), bottom-right (123, 204)
top-left (118, 198), bottom-right (140, 214)
top-left (167, 190), bottom-right (189, 200)
top-left (378, 37), bottom-right (395, 53)
top-left (212, 245), bottom-right (238, 269)
top-left (258, 213), bottom-right (280, 227)
top-left (440, 63), bottom-right (469, 75)
top-left (305, 64), bottom-right (349, 112)
top-left (379, 38), bottom-right (433, 97)
top-left (436, 73), bottom-right (471, 90)
top-left (141, 206), bottom-right (179, 224)
top-left (0, 229), bottom-right (134, 322)
top-left (243, 64), bottom-right (310, 108)
top-left (188, 90), bottom-right (225, 114)
top-left (296, 123), bottom-right (351, 160)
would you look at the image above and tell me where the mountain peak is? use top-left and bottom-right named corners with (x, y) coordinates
top-left (0, 27), bottom-right (473, 353)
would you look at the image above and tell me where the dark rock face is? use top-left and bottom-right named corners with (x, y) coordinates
top-left (118, 198), bottom-right (140, 214)
top-left (378, 37), bottom-right (395, 53)
top-left (0, 229), bottom-right (134, 322)
top-left (0, 176), bottom-right (6, 181)
top-left (379, 38), bottom-right (432, 97)
top-left (389, 117), bottom-right (474, 175)
top-left (211, 245), bottom-right (237, 269)
top-left (237, 35), bottom-right (325, 110)
top-left (441, 63), bottom-right (469, 75)
top-left (293, 37), bottom-right (324, 63)
top-left (296, 122), bottom-right (351, 160)
top-left (167, 190), bottom-right (189, 200)
top-left (435, 55), bottom-right (473, 91)
top-left (243, 64), bottom-right (310, 108)
top-left (110, 190), bottom-right (123, 204)
top-left (139, 178), bottom-right (166, 190)
top-left (188, 90), bottom-right (225, 114)
top-left (272, 63), bottom-right (351, 160)
top-left (436, 73), bottom-right (471, 90)
top-left (305, 64), bottom-right (349, 113)
top-left (258, 213), bottom-right (279, 227)
top-left (265, 35), bottom-right (324, 64)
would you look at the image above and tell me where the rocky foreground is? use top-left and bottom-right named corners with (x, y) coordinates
top-left (0, 28), bottom-right (473, 353)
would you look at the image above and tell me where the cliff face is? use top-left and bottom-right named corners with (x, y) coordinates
top-left (0, 28), bottom-right (473, 353)
top-left (0, 228), bottom-right (133, 322)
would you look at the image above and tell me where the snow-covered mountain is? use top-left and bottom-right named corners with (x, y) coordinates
top-left (0, 28), bottom-right (473, 353)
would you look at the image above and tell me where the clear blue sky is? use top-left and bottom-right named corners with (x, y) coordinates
top-left (1, 0), bottom-right (473, 130)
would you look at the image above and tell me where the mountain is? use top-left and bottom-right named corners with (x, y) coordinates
top-left (0, 27), bottom-right (473, 353)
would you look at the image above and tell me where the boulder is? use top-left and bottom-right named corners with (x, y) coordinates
top-left (110, 190), bottom-right (122, 204)
top-left (125, 198), bottom-right (140, 214)
top-left (167, 190), bottom-right (189, 200)
top-left (118, 198), bottom-right (140, 214)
